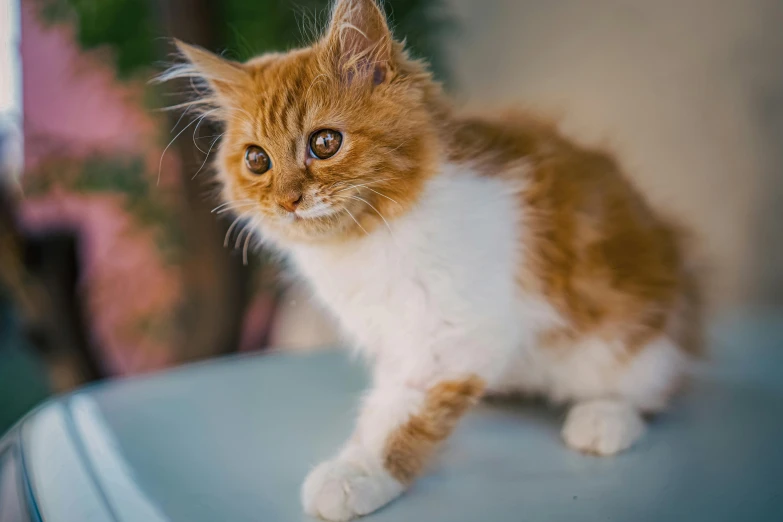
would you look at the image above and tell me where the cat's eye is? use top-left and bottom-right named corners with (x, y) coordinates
top-left (245, 145), bottom-right (271, 174)
top-left (309, 129), bottom-right (343, 160)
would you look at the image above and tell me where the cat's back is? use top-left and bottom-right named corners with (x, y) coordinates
top-left (447, 111), bottom-right (703, 356)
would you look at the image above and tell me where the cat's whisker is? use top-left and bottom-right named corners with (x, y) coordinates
top-left (223, 213), bottom-right (249, 248)
top-left (212, 199), bottom-right (254, 213)
top-left (333, 178), bottom-right (396, 194)
top-left (170, 103), bottom-right (194, 133)
top-left (344, 195), bottom-right (395, 239)
top-left (242, 227), bottom-right (253, 265)
top-left (327, 180), bottom-right (353, 191)
top-left (235, 222), bottom-right (252, 249)
top-left (156, 98), bottom-right (214, 113)
top-left (385, 137), bottom-right (414, 154)
top-left (192, 111), bottom-right (216, 154)
top-left (215, 202), bottom-right (256, 213)
top-left (158, 108), bottom-right (216, 186)
top-left (363, 187), bottom-right (400, 207)
top-left (192, 132), bottom-right (225, 179)
top-left (339, 184), bottom-right (400, 207)
top-left (189, 75), bottom-right (210, 98)
top-left (216, 201), bottom-right (258, 215)
top-left (342, 207), bottom-right (368, 236)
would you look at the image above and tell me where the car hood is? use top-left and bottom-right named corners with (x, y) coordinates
top-left (13, 313), bottom-right (783, 521)
top-left (19, 350), bottom-right (365, 522)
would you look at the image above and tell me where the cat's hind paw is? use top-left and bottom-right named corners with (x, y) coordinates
top-left (302, 458), bottom-right (404, 521)
top-left (562, 399), bottom-right (645, 456)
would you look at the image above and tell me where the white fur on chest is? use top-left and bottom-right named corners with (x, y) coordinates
top-left (289, 165), bottom-right (547, 383)
top-left (281, 164), bottom-right (682, 409)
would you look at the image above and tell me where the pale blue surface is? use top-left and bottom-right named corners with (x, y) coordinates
top-left (3, 311), bottom-right (783, 521)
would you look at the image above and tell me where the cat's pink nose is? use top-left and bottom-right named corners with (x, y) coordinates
top-left (278, 193), bottom-right (302, 213)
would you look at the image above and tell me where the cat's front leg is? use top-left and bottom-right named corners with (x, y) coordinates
top-left (302, 374), bottom-right (485, 521)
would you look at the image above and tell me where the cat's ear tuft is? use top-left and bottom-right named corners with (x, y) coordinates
top-left (324, 0), bottom-right (394, 86)
top-left (168, 40), bottom-right (251, 104)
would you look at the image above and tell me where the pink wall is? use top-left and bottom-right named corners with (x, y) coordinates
top-left (20, 2), bottom-right (159, 169)
top-left (19, 0), bottom-right (181, 375)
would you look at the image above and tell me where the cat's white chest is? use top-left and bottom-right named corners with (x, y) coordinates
top-left (288, 167), bottom-right (532, 378)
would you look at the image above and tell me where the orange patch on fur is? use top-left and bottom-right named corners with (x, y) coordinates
top-left (383, 376), bottom-right (485, 484)
top-left (446, 113), bottom-right (704, 358)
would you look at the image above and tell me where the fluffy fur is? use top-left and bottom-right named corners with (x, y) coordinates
top-left (163, 0), bottom-right (703, 519)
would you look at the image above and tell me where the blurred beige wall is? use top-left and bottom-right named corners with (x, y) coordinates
top-left (445, 0), bottom-right (783, 309)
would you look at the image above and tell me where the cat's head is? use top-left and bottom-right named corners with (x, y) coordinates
top-left (168, 0), bottom-right (444, 244)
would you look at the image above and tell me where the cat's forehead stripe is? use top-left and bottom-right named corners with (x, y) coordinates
top-left (251, 57), bottom-right (312, 135)
top-left (265, 89), bottom-right (282, 128)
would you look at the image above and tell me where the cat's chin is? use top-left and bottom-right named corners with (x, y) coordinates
top-left (262, 213), bottom-right (355, 245)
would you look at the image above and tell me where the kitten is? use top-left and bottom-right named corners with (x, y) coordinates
top-left (165, 0), bottom-right (703, 519)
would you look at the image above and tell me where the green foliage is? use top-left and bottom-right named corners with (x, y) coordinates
top-left (219, 0), bottom-right (454, 83)
top-left (39, 0), bottom-right (454, 83)
top-left (38, 0), bottom-right (158, 79)
top-left (383, 0), bottom-right (455, 84)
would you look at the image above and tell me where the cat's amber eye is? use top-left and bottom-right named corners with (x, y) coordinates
top-left (245, 145), bottom-right (271, 174)
top-left (309, 129), bottom-right (343, 160)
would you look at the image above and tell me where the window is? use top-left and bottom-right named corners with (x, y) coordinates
top-left (0, 0), bottom-right (23, 180)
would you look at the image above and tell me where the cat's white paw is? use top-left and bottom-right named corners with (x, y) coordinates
top-left (302, 458), bottom-right (404, 521)
top-left (562, 399), bottom-right (645, 456)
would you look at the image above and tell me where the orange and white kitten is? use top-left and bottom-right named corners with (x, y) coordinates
top-left (167, 0), bottom-right (703, 519)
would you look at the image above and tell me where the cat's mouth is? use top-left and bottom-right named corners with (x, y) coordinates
top-left (273, 204), bottom-right (346, 233)
top-left (263, 203), bottom-right (353, 242)
top-left (292, 203), bottom-right (338, 221)
top-left (265, 194), bottom-right (364, 240)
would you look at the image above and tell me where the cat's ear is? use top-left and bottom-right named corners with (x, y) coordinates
top-left (172, 40), bottom-right (251, 104)
top-left (323, 0), bottom-right (394, 85)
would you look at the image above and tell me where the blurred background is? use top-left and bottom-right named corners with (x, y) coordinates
top-left (0, 0), bottom-right (781, 433)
